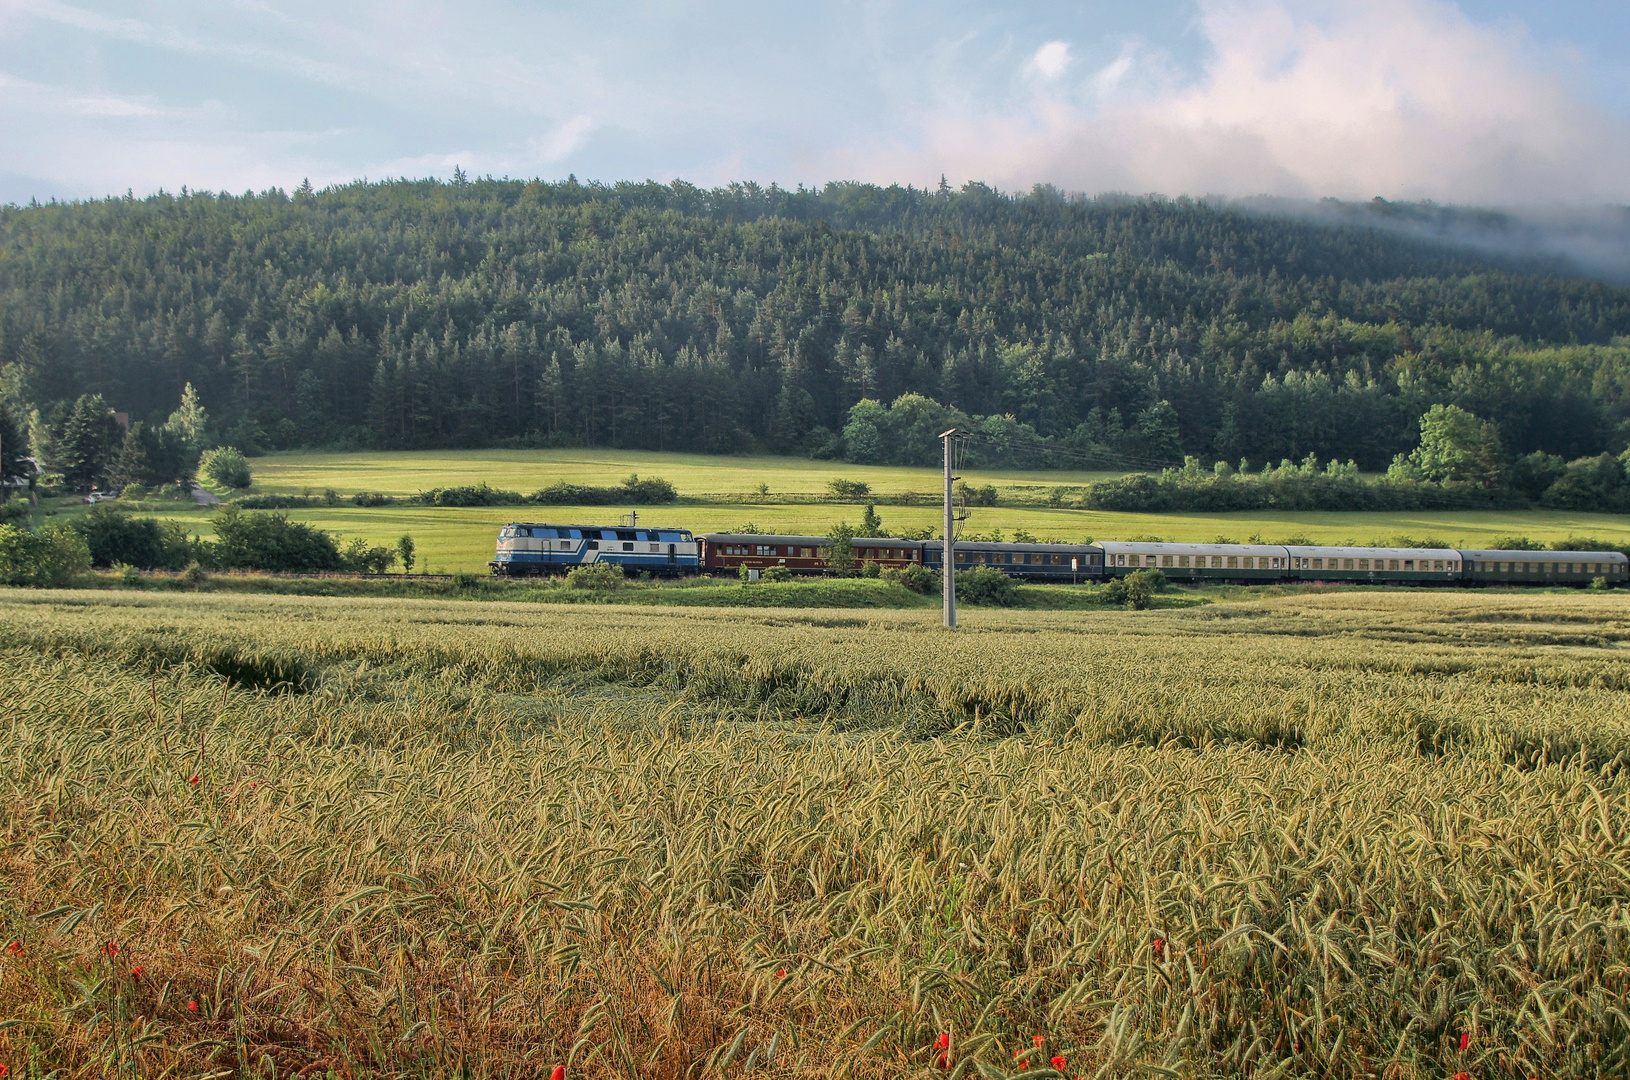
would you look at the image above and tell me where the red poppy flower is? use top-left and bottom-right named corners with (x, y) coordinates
top-left (249, 781), bottom-right (257, 788)
top-left (131, 965), bottom-right (143, 979)
top-left (1, 1062), bottom-right (10, 1077)
top-left (550, 1068), bottom-right (565, 1080)
top-left (187, 999), bottom-right (198, 1013)
top-left (1152, 937), bottom-right (1165, 959)
top-left (5, 940), bottom-right (19, 955)
top-left (1051, 1055), bottom-right (1067, 1070)
top-left (1033, 1035), bottom-right (1046, 1048)
top-left (1459, 1033), bottom-right (1470, 1051)
top-left (1452, 1073), bottom-right (1472, 1080)
top-left (102, 941), bottom-right (118, 956)
top-left (776, 968), bottom-right (786, 978)
top-left (934, 1033), bottom-right (950, 1050)
top-left (189, 775), bottom-right (199, 785)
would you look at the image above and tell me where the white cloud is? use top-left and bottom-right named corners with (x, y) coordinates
top-left (1026, 40), bottom-right (1070, 81)
top-left (2, 0), bottom-right (1627, 207)
top-left (838, 0), bottom-right (1630, 204)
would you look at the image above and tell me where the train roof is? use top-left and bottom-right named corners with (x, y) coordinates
top-left (699, 533), bottom-right (924, 546)
top-left (1099, 541), bottom-right (1287, 556)
top-left (924, 539), bottom-right (1099, 551)
top-left (1285, 545), bottom-right (1459, 559)
top-left (501, 522), bottom-right (692, 532)
top-left (1460, 548), bottom-right (1627, 562)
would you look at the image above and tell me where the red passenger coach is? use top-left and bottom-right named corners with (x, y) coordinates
top-left (699, 533), bottom-right (924, 575)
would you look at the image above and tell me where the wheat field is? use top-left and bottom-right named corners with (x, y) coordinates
top-left (2, 588), bottom-right (1629, 1078)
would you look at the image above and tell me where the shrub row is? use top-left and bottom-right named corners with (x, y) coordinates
top-left (415, 475), bottom-right (678, 507)
top-left (4, 505), bottom-right (405, 580)
top-left (1085, 450), bottom-right (1630, 514)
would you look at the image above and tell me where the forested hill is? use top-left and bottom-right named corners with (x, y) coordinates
top-left (3, 177), bottom-right (1630, 471)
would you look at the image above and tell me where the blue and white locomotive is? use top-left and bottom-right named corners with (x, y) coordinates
top-left (490, 523), bottom-right (699, 576)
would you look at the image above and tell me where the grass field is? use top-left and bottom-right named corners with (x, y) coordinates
top-left (2, 587), bottom-right (1629, 1077)
top-left (59, 447), bottom-right (1630, 573)
top-left (244, 448), bottom-right (1122, 500)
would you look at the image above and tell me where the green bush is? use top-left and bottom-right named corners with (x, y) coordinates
top-left (1101, 568), bottom-right (1167, 610)
top-left (881, 564), bottom-right (938, 594)
top-left (827, 478), bottom-right (871, 500)
top-left (340, 537), bottom-right (396, 575)
top-left (955, 481), bottom-right (1000, 507)
top-left (954, 566), bottom-right (1017, 606)
top-left (237, 494), bottom-right (317, 509)
top-left (530, 474), bottom-right (677, 505)
top-left (860, 560), bottom-right (881, 579)
top-left (200, 446), bottom-right (253, 489)
top-left (565, 563), bottom-right (626, 590)
top-left (0, 522), bottom-right (91, 586)
top-left (826, 522), bottom-right (857, 577)
top-left (396, 535), bottom-right (416, 573)
top-left (71, 504), bottom-right (195, 569)
top-left (738, 564), bottom-right (793, 583)
top-left (351, 491), bottom-right (395, 507)
top-left (415, 482), bottom-right (525, 507)
top-left (210, 506), bottom-right (343, 572)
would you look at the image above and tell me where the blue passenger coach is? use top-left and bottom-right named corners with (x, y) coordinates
top-left (490, 523), bottom-right (699, 576)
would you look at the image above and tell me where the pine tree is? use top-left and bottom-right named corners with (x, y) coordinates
top-left (108, 422), bottom-right (153, 489)
top-left (163, 382), bottom-right (209, 455)
top-left (51, 395), bottom-right (123, 492)
top-left (0, 403), bottom-right (29, 494)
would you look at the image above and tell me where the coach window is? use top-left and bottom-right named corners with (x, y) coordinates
top-left (1159, 555), bottom-right (1171, 567)
top-left (1384, 560), bottom-right (1396, 570)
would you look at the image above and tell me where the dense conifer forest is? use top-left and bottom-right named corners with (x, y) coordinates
top-left (3, 176), bottom-right (1630, 474)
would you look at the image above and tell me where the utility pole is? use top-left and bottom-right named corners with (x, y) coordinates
top-left (941, 427), bottom-right (958, 628)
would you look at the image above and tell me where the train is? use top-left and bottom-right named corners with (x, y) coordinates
top-left (490, 522), bottom-right (1628, 587)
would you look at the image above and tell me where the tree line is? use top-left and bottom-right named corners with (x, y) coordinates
top-left (1080, 404), bottom-right (1630, 514)
top-left (3, 177), bottom-right (1630, 483)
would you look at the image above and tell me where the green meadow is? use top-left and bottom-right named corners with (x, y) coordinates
top-left (56, 448), bottom-right (1630, 573)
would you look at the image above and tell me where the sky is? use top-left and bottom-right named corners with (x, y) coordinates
top-left (2, 0), bottom-right (1629, 207)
